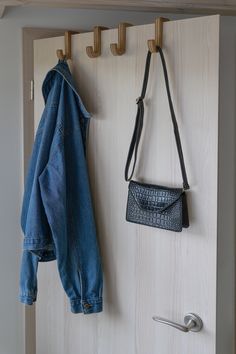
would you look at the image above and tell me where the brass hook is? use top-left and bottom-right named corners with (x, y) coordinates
top-left (110, 23), bottom-right (133, 56)
top-left (57, 31), bottom-right (78, 60)
top-left (147, 18), bottom-right (169, 53)
top-left (86, 26), bottom-right (108, 58)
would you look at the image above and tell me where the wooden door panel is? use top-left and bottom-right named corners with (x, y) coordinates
top-left (34, 16), bottom-right (220, 354)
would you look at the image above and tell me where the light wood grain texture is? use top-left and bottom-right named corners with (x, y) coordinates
top-left (86, 26), bottom-right (108, 58)
top-left (56, 31), bottom-right (79, 60)
top-left (2, 0), bottom-right (236, 14)
top-left (33, 15), bottom-right (234, 354)
top-left (34, 35), bottom-right (70, 354)
top-left (147, 17), bottom-right (169, 52)
top-left (110, 23), bottom-right (133, 56)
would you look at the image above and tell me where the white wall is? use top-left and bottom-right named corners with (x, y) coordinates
top-left (0, 6), bottom-right (195, 354)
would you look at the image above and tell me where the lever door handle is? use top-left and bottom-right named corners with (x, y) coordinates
top-left (152, 313), bottom-right (203, 333)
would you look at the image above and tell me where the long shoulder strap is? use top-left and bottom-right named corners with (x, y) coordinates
top-left (124, 47), bottom-right (190, 190)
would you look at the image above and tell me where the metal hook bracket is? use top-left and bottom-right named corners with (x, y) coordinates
top-left (147, 17), bottom-right (169, 53)
top-left (57, 31), bottom-right (78, 60)
top-left (110, 23), bottom-right (133, 56)
top-left (86, 26), bottom-right (108, 58)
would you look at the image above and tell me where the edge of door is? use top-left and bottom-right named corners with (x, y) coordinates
top-left (22, 27), bottom-right (65, 354)
top-left (217, 16), bottom-right (236, 354)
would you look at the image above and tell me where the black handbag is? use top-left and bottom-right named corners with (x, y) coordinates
top-left (125, 47), bottom-right (190, 232)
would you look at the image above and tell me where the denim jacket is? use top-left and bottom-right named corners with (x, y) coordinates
top-left (19, 61), bottom-right (103, 314)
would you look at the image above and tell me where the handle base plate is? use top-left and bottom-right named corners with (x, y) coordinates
top-left (184, 313), bottom-right (203, 332)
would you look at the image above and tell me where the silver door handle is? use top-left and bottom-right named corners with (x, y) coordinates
top-left (152, 313), bottom-right (203, 333)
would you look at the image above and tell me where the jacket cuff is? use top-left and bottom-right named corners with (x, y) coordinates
top-left (19, 294), bottom-right (36, 305)
top-left (23, 238), bottom-right (56, 262)
top-left (70, 298), bottom-right (103, 314)
top-left (23, 237), bottom-right (51, 249)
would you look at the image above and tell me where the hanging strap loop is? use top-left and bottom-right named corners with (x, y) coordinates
top-left (125, 47), bottom-right (190, 190)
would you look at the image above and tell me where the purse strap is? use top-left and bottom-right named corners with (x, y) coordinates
top-left (124, 47), bottom-right (190, 190)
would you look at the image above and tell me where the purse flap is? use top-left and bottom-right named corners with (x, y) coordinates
top-left (129, 181), bottom-right (183, 213)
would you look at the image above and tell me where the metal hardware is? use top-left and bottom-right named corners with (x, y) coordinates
top-left (152, 313), bottom-right (203, 333)
top-left (136, 96), bottom-right (143, 104)
top-left (30, 80), bottom-right (34, 101)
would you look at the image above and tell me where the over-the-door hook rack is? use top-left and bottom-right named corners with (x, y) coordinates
top-left (86, 26), bottom-right (108, 58)
top-left (57, 31), bottom-right (78, 60)
top-left (147, 17), bottom-right (169, 53)
top-left (110, 23), bottom-right (133, 56)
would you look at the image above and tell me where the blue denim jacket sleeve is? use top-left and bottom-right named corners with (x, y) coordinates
top-left (20, 61), bottom-right (103, 314)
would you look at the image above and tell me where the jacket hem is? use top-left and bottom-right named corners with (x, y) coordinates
top-left (70, 298), bottom-right (103, 314)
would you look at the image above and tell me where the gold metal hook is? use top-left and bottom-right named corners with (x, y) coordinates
top-left (110, 23), bottom-right (133, 56)
top-left (86, 26), bottom-right (108, 58)
top-left (57, 31), bottom-right (78, 60)
top-left (147, 18), bottom-right (169, 53)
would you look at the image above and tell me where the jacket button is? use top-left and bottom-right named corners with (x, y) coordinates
top-left (84, 303), bottom-right (92, 309)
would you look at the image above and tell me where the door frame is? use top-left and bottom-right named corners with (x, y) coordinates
top-left (22, 20), bottom-right (236, 354)
top-left (22, 27), bottom-right (65, 354)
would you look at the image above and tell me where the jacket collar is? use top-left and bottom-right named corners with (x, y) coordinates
top-left (42, 60), bottom-right (91, 119)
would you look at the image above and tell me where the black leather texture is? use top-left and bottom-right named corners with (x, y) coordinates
top-left (126, 181), bottom-right (189, 232)
top-left (125, 47), bottom-right (190, 232)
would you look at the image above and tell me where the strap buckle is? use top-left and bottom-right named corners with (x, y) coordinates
top-left (136, 96), bottom-right (143, 104)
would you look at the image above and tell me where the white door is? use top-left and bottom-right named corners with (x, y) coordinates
top-left (33, 15), bottom-right (230, 354)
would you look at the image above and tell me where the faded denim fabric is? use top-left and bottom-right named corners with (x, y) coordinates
top-left (19, 61), bottom-right (103, 314)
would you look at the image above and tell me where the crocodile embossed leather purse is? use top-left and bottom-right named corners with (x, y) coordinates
top-left (124, 47), bottom-right (190, 232)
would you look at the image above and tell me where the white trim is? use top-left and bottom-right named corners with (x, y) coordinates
top-left (1, 0), bottom-right (236, 15)
top-left (0, 1), bottom-right (23, 4)
top-left (0, 5), bottom-right (5, 17)
top-left (22, 27), bottom-right (64, 354)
